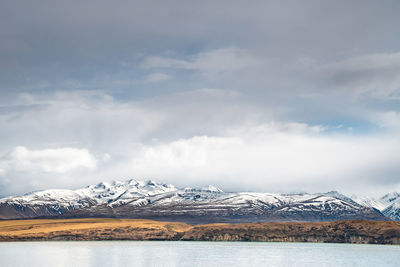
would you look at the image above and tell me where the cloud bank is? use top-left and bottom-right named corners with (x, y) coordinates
top-left (1, 90), bottom-right (399, 197)
top-left (1, 146), bottom-right (96, 174)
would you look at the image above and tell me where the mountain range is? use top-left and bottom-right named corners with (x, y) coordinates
top-left (0, 179), bottom-right (399, 223)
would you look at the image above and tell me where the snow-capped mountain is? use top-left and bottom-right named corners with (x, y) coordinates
top-left (354, 192), bottom-right (400, 221)
top-left (0, 179), bottom-right (389, 223)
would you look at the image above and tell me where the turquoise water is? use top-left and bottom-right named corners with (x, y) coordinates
top-left (0, 241), bottom-right (399, 267)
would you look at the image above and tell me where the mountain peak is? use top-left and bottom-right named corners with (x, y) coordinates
top-left (321, 191), bottom-right (357, 205)
top-left (201, 185), bottom-right (223, 193)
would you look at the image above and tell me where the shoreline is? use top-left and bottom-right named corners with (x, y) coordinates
top-left (1, 218), bottom-right (399, 244)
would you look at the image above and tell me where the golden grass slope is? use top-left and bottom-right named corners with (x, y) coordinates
top-left (1, 218), bottom-right (400, 244)
top-left (0, 218), bottom-right (191, 241)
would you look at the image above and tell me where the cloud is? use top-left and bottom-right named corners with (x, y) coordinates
top-left (1, 88), bottom-right (400, 197)
top-left (0, 90), bottom-right (166, 155)
top-left (102, 153), bottom-right (111, 162)
top-left (1, 1), bottom-right (400, 199)
top-left (126, 127), bottom-right (400, 195)
top-left (141, 47), bottom-right (260, 78)
top-left (132, 136), bottom-right (243, 169)
top-left (144, 73), bottom-right (171, 83)
top-left (1, 146), bottom-right (97, 173)
top-left (0, 104), bottom-right (49, 115)
top-left (1, 0), bottom-right (400, 97)
top-left (317, 52), bottom-right (400, 98)
top-left (368, 111), bottom-right (400, 131)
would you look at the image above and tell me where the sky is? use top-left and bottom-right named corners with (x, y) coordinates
top-left (1, 0), bottom-right (400, 197)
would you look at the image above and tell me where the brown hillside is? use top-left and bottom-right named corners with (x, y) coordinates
top-left (0, 218), bottom-right (399, 244)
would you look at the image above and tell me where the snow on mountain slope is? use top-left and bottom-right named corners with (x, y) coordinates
top-left (382, 201), bottom-right (400, 221)
top-left (354, 197), bottom-right (388, 211)
top-left (0, 179), bottom-right (176, 207)
top-left (353, 192), bottom-right (400, 221)
top-left (380, 193), bottom-right (400, 221)
top-left (0, 179), bottom-right (389, 222)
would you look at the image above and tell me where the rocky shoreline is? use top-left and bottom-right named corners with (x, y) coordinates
top-left (1, 219), bottom-right (399, 244)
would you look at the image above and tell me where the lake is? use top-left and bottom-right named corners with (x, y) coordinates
top-left (1, 241), bottom-right (399, 267)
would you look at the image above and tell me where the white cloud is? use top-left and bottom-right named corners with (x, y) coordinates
top-left (102, 153), bottom-right (111, 162)
top-left (1, 89), bottom-right (400, 197)
top-left (132, 136), bottom-right (242, 169)
top-left (370, 111), bottom-right (400, 130)
top-left (1, 146), bottom-right (97, 173)
top-left (126, 125), bottom-right (400, 195)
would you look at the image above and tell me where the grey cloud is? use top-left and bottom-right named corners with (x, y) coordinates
top-left (316, 53), bottom-right (400, 98)
top-left (1, 0), bottom-right (400, 93)
top-left (144, 73), bottom-right (171, 83)
top-left (142, 48), bottom-right (259, 73)
top-left (0, 104), bottom-right (49, 115)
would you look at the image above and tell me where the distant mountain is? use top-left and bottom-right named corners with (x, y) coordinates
top-left (354, 192), bottom-right (400, 221)
top-left (0, 179), bottom-right (388, 223)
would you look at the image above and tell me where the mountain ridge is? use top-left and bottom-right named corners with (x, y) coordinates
top-left (0, 179), bottom-right (396, 223)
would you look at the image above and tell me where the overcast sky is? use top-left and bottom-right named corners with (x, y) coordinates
top-left (1, 0), bottom-right (400, 197)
